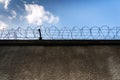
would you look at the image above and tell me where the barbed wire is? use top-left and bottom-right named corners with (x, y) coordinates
top-left (0, 25), bottom-right (120, 40)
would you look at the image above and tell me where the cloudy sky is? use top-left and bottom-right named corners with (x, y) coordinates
top-left (0, 0), bottom-right (120, 29)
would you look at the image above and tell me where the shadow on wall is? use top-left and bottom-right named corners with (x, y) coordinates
top-left (0, 46), bottom-right (120, 80)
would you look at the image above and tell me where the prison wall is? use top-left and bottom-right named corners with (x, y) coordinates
top-left (0, 45), bottom-right (120, 80)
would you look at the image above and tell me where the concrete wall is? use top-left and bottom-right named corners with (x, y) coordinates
top-left (0, 46), bottom-right (120, 80)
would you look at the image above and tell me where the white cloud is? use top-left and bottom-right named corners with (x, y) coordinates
top-left (0, 0), bottom-right (11, 9)
top-left (0, 21), bottom-right (7, 29)
top-left (19, 16), bottom-right (24, 20)
top-left (8, 10), bottom-right (17, 20)
top-left (25, 4), bottom-right (59, 25)
top-left (46, 12), bottom-right (59, 24)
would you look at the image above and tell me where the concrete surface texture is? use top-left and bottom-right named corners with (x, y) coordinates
top-left (0, 46), bottom-right (120, 80)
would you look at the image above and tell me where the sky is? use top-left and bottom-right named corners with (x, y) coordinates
top-left (0, 0), bottom-right (120, 29)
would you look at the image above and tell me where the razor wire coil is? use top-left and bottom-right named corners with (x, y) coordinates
top-left (0, 25), bottom-right (120, 40)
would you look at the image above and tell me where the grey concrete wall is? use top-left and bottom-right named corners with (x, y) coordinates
top-left (0, 46), bottom-right (120, 80)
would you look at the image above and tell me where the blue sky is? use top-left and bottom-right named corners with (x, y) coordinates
top-left (0, 0), bottom-right (120, 29)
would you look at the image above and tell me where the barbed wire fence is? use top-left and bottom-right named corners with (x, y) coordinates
top-left (0, 25), bottom-right (120, 40)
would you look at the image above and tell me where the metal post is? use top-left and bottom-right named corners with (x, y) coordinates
top-left (38, 29), bottom-right (42, 40)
